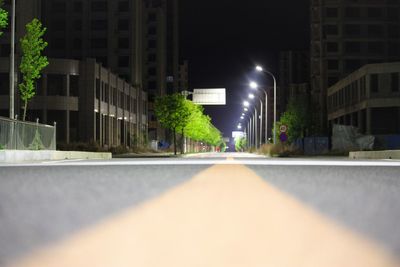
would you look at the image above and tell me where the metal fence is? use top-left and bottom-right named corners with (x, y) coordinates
top-left (0, 116), bottom-right (56, 150)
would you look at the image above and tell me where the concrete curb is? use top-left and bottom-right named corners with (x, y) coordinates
top-left (0, 150), bottom-right (112, 163)
top-left (349, 150), bottom-right (400, 160)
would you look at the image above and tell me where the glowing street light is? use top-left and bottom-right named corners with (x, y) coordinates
top-left (255, 64), bottom-right (277, 144)
top-left (249, 81), bottom-right (258, 89)
top-left (238, 125), bottom-right (242, 130)
top-left (248, 93), bottom-right (255, 99)
top-left (240, 116), bottom-right (244, 120)
top-left (244, 107), bottom-right (248, 112)
top-left (243, 100), bottom-right (250, 107)
top-left (256, 65), bottom-right (263, 72)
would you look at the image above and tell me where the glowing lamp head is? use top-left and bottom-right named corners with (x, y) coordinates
top-left (243, 100), bottom-right (250, 107)
top-left (250, 81), bottom-right (258, 89)
top-left (248, 93), bottom-right (255, 99)
top-left (256, 65), bottom-right (263, 72)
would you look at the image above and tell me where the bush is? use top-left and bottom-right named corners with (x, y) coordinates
top-left (258, 143), bottom-right (302, 157)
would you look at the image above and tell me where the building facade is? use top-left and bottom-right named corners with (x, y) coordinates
top-left (279, 50), bottom-right (310, 113)
top-left (0, 0), bottom-right (181, 146)
top-left (311, 0), bottom-right (400, 133)
top-left (0, 58), bottom-right (147, 146)
top-left (143, 0), bottom-right (179, 141)
top-left (327, 62), bottom-right (400, 135)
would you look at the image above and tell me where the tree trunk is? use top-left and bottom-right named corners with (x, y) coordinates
top-left (22, 100), bottom-right (28, 121)
top-left (173, 128), bottom-right (177, 155)
top-left (181, 129), bottom-right (184, 154)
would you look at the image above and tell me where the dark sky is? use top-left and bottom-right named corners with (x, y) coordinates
top-left (180, 0), bottom-right (310, 138)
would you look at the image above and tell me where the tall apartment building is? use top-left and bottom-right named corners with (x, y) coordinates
top-left (143, 0), bottom-right (179, 141)
top-left (279, 50), bottom-right (310, 112)
top-left (178, 60), bottom-right (189, 92)
top-left (310, 0), bottom-right (400, 133)
top-left (0, 0), bottom-right (149, 146)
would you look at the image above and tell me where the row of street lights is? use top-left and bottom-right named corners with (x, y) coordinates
top-left (237, 65), bottom-right (277, 148)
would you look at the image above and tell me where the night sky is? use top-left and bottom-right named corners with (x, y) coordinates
top-left (180, 0), bottom-right (309, 138)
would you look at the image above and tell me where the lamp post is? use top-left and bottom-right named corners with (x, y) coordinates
top-left (243, 100), bottom-right (257, 149)
top-left (256, 65), bottom-right (277, 144)
top-left (9, 0), bottom-right (15, 119)
top-left (248, 92), bottom-right (262, 148)
top-left (250, 81), bottom-right (268, 145)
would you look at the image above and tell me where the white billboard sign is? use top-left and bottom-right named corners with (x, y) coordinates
top-left (232, 131), bottom-right (245, 139)
top-left (193, 88), bottom-right (226, 105)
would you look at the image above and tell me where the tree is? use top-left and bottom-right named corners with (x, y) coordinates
top-left (0, 0), bottom-right (8, 37)
top-left (275, 96), bottom-right (311, 144)
top-left (19, 18), bottom-right (48, 121)
top-left (235, 136), bottom-right (247, 152)
top-left (154, 93), bottom-right (191, 155)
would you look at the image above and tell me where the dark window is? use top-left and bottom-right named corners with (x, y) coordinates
top-left (345, 42), bottom-right (361, 53)
top-left (118, 56), bottom-right (129, 68)
top-left (118, 38), bottom-right (129, 49)
top-left (52, 20), bottom-right (66, 31)
top-left (91, 19), bottom-right (108, 31)
top-left (326, 8), bottom-right (338, 18)
top-left (324, 25), bottom-right (338, 36)
top-left (368, 25), bottom-right (383, 37)
top-left (72, 38), bottom-right (82, 49)
top-left (148, 27), bottom-right (157, 35)
top-left (0, 44), bottom-right (10, 57)
top-left (148, 40), bottom-right (156, 49)
top-left (73, 1), bottom-right (83, 12)
top-left (327, 60), bottom-right (338, 70)
top-left (118, 19), bottom-right (129, 31)
top-left (345, 7), bottom-right (360, 18)
top-left (52, 38), bottom-right (66, 49)
top-left (370, 74), bottom-right (379, 93)
top-left (91, 38), bottom-right (107, 49)
top-left (48, 74), bottom-right (65, 96)
top-left (368, 7), bottom-right (382, 18)
top-left (344, 24), bottom-right (361, 36)
top-left (0, 73), bottom-right (9, 95)
top-left (368, 42), bottom-right (384, 54)
top-left (91, 1), bottom-right (107, 12)
top-left (73, 20), bottom-right (82, 31)
top-left (148, 67), bottom-right (156, 75)
top-left (70, 75), bottom-right (79, 96)
top-left (148, 54), bottom-right (156, 62)
top-left (148, 81), bottom-right (157, 90)
top-left (118, 1), bottom-right (129, 12)
top-left (327, 42), bottom-right (338, 52)
top-left (391, 73), bottom-right (399, 92)
top-left (388, 25), bottom-right (400, 38)
top-left (148, 13), bottom-right (156, 22)
top-left (52, 1), bottom-right (66, 12)
top-left (388, 8), bottom-right (399, 20)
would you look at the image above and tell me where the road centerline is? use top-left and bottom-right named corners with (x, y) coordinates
top-left (6, 163), bottom-right (399, 267)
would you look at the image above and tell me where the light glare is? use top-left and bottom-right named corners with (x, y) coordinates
top-left (249, 81), bottom-right (258, 89)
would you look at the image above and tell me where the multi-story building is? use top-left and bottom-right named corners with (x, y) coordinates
top-left (310, 0), bottom-right (400, 133)
top-left (0, 0), bottom-right (181, 147)
top-left (143, 0), bottom-right (179, 141)
top-left (178, 60), bottom-right (189, 92)
top-left (327, 62), bottom-right (400, 135)
top-left (0, 57), bottom-right (147, 147)
top-left (279, 50), bottom-right (310, 113)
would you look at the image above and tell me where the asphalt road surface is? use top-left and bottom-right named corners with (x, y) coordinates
top-left (1, 153), bottom-right (400, 266)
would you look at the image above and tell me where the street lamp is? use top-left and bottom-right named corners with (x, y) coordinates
top-left (243, 99), bottom-right (258, 148)
top-left (256, 65), bottom-right (277, 144)
top-left (9, 0), bottom-right (15, 119)
top-left (248, 93), bottom-right (255, 99)
top-left (249, 81), bottom-right (268, 146)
